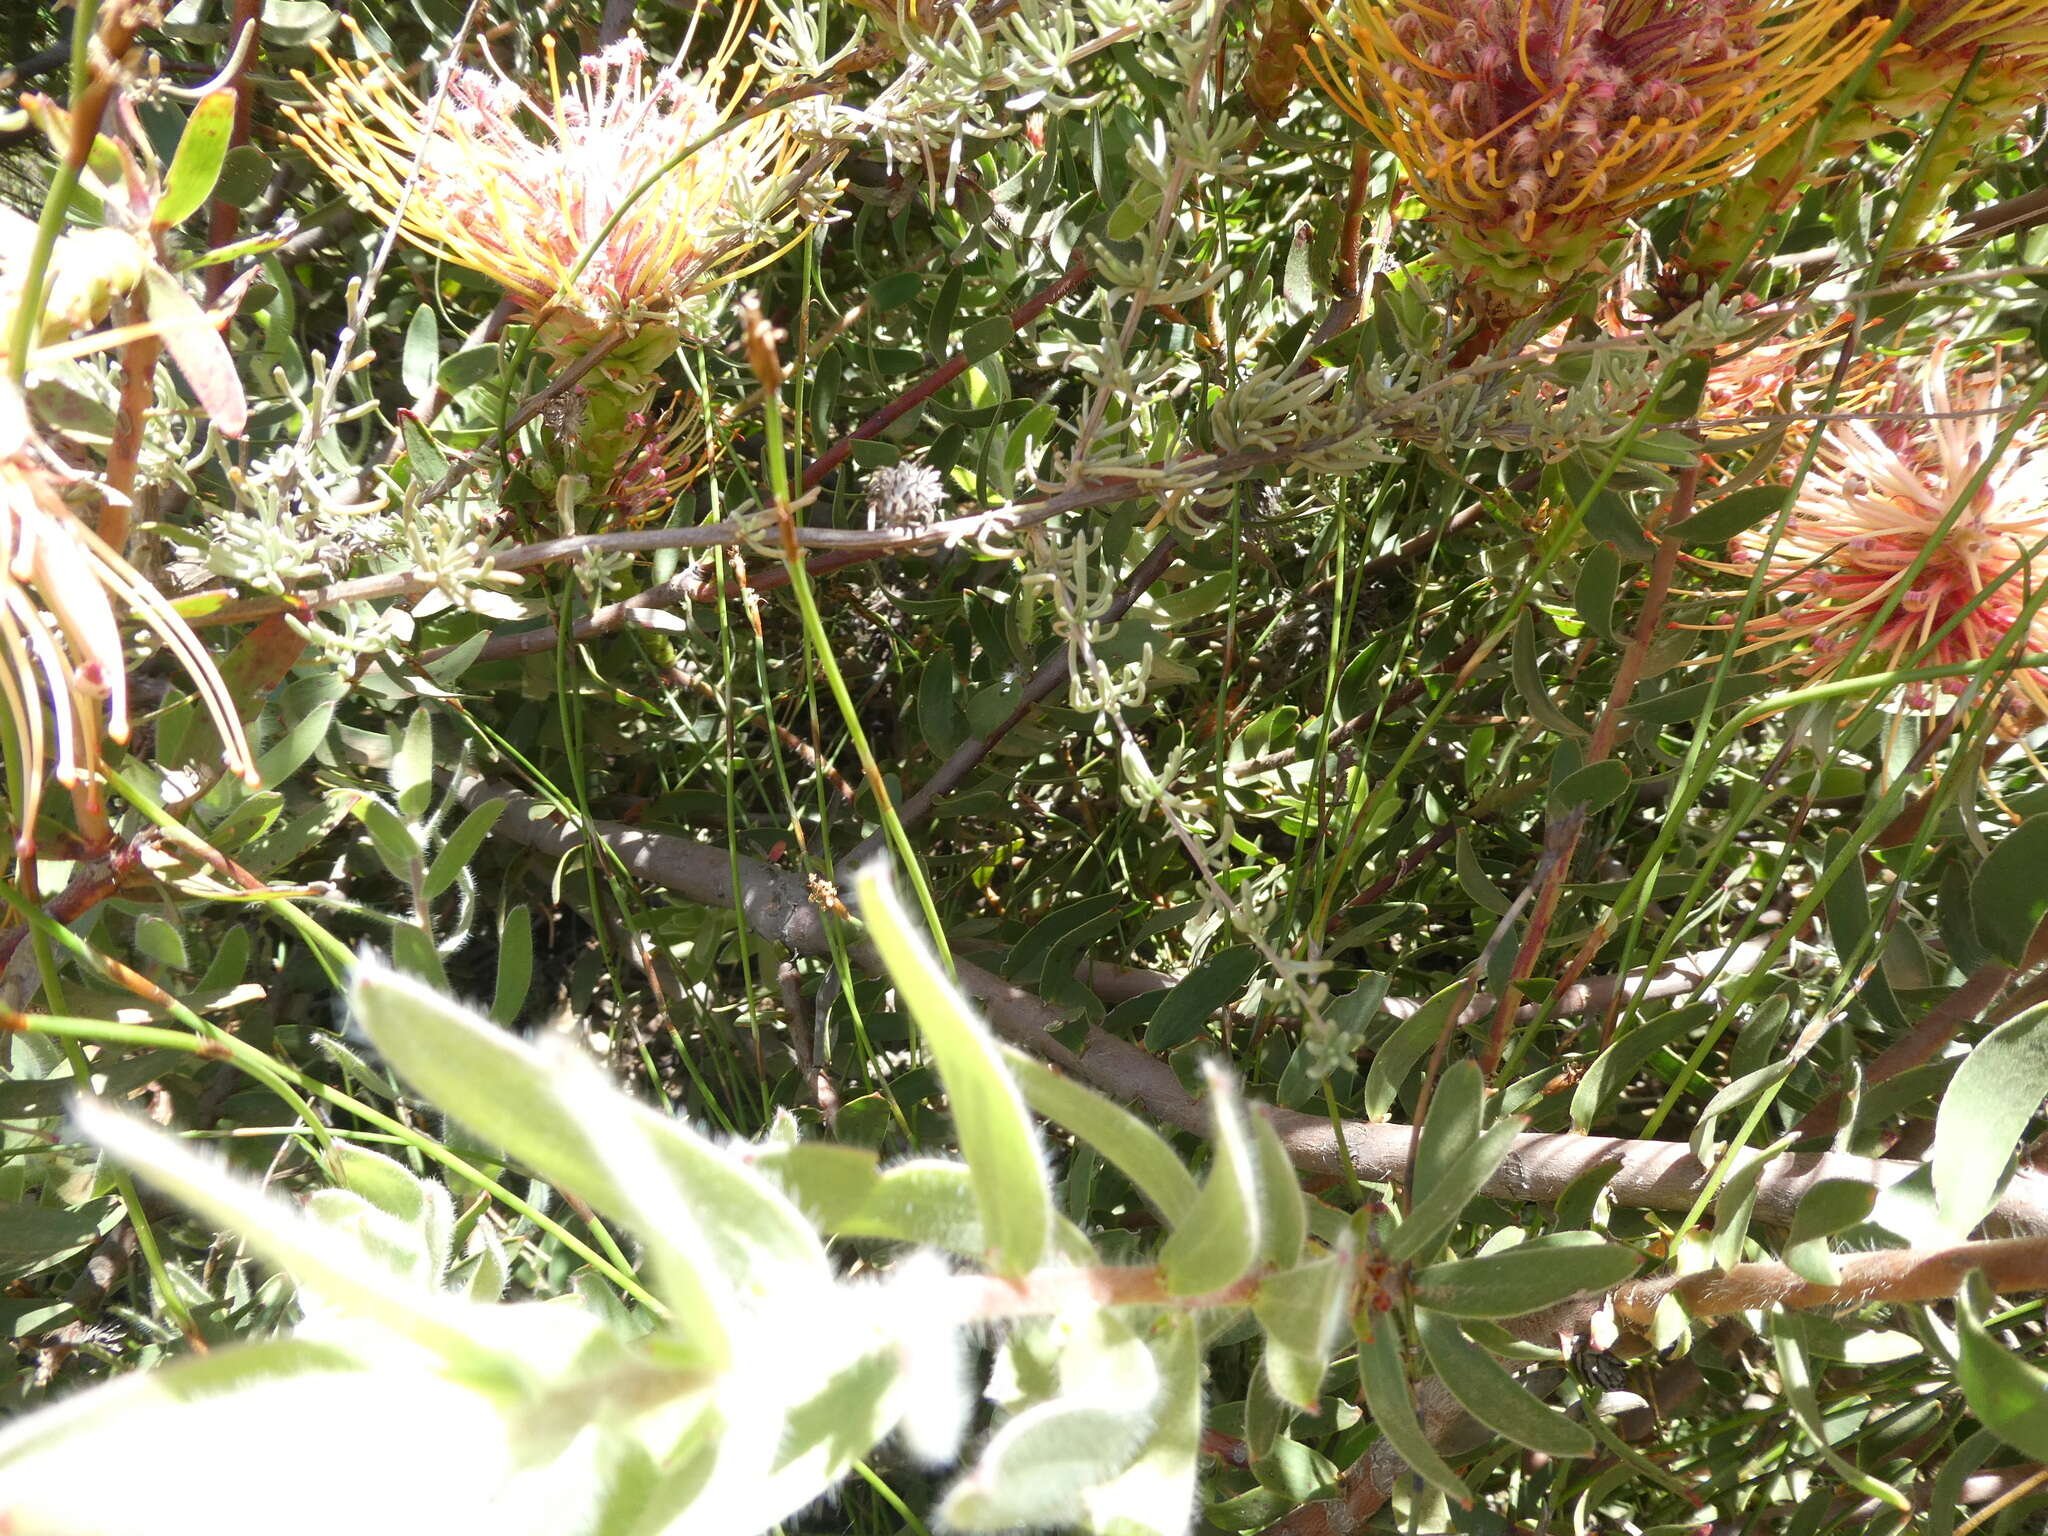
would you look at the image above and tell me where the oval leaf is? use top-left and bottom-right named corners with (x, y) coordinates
top-left (1932, 1001), bottom-right (2048, 1236)
top-left (1415, 1309), bottom-right (1594, 1459)
top-left (1971, 816), bottom-right (2048, 966)
top-left (1412, 1234), bottom-right (1640, 1318)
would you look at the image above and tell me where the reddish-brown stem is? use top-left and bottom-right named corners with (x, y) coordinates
top-left (100, 314), bottom-right (162, 550)
top-left (1483, 470), bottom-right (1695, 1070)
top-left (203, 0), bottom-right (262, 302)
top-left (1336, 140), bottom-right (1372, 300)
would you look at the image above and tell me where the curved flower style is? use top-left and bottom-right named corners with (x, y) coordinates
top-left (288, 23), bottom-right (806, 349)
top-left (0, 401), bottom-right (258, 858)
top-left (1722, 349), bottom-right (2048, 728)
top-left (1309, 0), bottom-right (1880, 300)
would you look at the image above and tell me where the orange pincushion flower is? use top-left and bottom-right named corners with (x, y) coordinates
top-left (288, 20), bottom-right (806, 343)
top-left (1308, 0), bottom-right (1882, 299)
top-left (1721, 348), bottom-right (2048, 726)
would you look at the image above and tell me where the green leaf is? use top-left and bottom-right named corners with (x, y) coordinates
top-left (1365, 983), bottom-right (1468, 1120)
top-left (1415, 1310), bottom-right (1594, 1458)
top-left (355, 797), bottom-right (421, 882)
top-left (1511, 610), bottom-right (1589, 740)
top-left (390, 710), bottom-right (435, 819)
top-left (490, 904), bottom-right (533, 1026)
top-left (959, 314), bottom-right (1014, 365)
top-left (1412, 1233), bottom-right (1640, 1317)
top-left (156, 88), bottom-right (237, 229)
top-left (1956, 1272), bottom-right (2048, 1461)
top-left (1710, 1135), bottom-right (1799, 1272)
top-left (1932, 1001), bottom-right (2048, 1235)
top-left (1253, 1250), bottom-right (1351, 1410)
top-left (1143, 947), bottom-right (1260, 1052)
top-left (1382, 1114), bottom-right (1524, 1263)
top-left (1248, 1105), bottom-right (1308, 1269)
top-left (350, 961), bottom-right (830, 1310)
top-left (1415, 1059), bottom-right (1483, 1191)
top-left (1549, 760), bottom-right (1632, 818)
top-left (1573, 543), bottom-right (1620, 642)
top-left (401, 304), bottom-right (440, 401)
top-left (399, 410), bottom-right (449, 488)
top-left (1158, 1065), bottom-right (1262, 1296)
top-left (1079, 1316), bottom-right (1203, 1536)
top-left (423, 799), bottom-right (505, 900)
top-left (1783, 1179), bottom-right (1877, 1285)
top-left (940, 1310), bottom-right (1161, 1530)
top-left (1668, 485), bottom-right (1791, 545)
top-left (1971, 815), bottom-right (2048, 965)
top-left (1690, 1058), bottom-right (1797, 1165)
top-left (0, 1201), bottom-right (105, 1260)
top-left (1356, 1311), bottom-right (1473, 1507)
top-left (832, 1158), bottom-right (985, 1255)
top-left (856, 868), bottom-right (1050, 1277)
top-left (1570, 1005), bottom-right (1708, 1133)
top-left (1004, 1050), bottom-right (1198, 1226)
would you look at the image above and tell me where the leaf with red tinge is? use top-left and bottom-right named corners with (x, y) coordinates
top-left (142, 264), bottom-right (246, 437)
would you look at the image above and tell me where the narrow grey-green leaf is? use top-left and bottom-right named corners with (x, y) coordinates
top-left (1956, 1272), bottom-right (2048, 1461)
top-left (1004, 1048), bottom-right (1197, 1226)
top-left (1365, 982), bottom-right (1469, 1120)
top-left (1783, 1179), bottom-right (1876, 1285)
top-left (1356, 1312), bottom-right (1473, 1507)
top-left (1143, 947), bottom-right (1260, 1052)
top-left (1248, 1105), bottom-right (1308, 1269)
top-left (1971, 815), bottom-right (2048, 965)
top-left (1932, 1001), bottom-right (2048, 1236)
top-left (857, 867), bottom-right (1050, 1277)
top-left (1382, 1115), bottom-right (1525, 1264)
top-left (1771, 1312), bottom-right (1909, 1511)
top-left (1415, 1309), bottom-right (1594, 1458)
top-left (1412, 1233), bottom-right (1640, 1317)
top-left (1414, 1059), bottom-right (1484, 1193)
top-left (1158, 1065), bottom-right (1262, 1296)
top-left (1512, 609), bottom-right (1590, 740)
top-left (1253, 1249), bottom-right (1350, 1410)
top-left (1570, 1005), bottom-right (1707, 1133)
top-left (422, 798), bottom-right (505, 900)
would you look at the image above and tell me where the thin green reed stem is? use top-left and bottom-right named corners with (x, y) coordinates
top-left (756, 360), bottom-right (953, 970)
top-left (6, 0), bottom-right (98, 381)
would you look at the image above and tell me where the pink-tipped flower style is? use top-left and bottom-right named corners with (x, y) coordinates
top-left (1724, 347), bottom-right (2048, 728)
top-left (1309, 0), bottom-right (1880, 301)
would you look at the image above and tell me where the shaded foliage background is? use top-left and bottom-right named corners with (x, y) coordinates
top-left (3, 0), bottom-right (2048, 1528)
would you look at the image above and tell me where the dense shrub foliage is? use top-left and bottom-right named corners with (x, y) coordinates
top-left (2, 0), bottom-right (2048, 1530)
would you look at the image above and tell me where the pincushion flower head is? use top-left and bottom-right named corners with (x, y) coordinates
top-left (1722, 348), bottom-right (2048, 729)
top-left (1850, 0), bottom-right (2048, 118)
top-left (288, 17), bottom-right (809, 364)
top-left (1309, 0), bottom-right (1879, 303)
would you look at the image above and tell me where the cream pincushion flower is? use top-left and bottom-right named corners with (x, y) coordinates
top-left (288, 23), bottom-right (807, 346)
